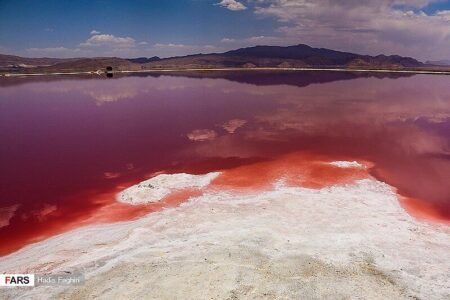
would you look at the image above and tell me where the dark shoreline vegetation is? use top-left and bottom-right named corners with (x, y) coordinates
top-left (1, 44), bottom-right (450, 75)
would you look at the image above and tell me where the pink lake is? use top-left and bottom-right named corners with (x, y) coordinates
top-left (0, 71), bottom-right (449, 255)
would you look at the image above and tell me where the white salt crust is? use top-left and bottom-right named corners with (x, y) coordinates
top-left (116, 172), bottom-right (220, 205)
top-left (328, 161), bottom-right (365, 168)
top-left (1, 167), bottom-right (449, 299)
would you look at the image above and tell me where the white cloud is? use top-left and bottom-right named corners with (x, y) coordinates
top-left (436, 10), bottom-right (450, 21)
top-left (154, 43), bottom-right (187, 48)
top-left (153, 43), bottom-right (217, 50)
top-left (80, 34), bottom-right (136, 48)
top-left (252, 0), bottom-right (450, 60)
top-left (90, 29), bottom-right (101, 35)
top-left (216, 0), bottom-right (247, 11)
top-left (22, 32), bottom-right (152, 58)
top-left (244, 35), bottom-right (280, 43)
top-left (221, 38), bottom-right (236, 43)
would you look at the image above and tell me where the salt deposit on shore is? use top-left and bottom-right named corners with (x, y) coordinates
top-left (116, 172), bottom-right (220, 205)
top-left (328, 161), bottom-right (365, 168)
top-left (1, 160), bottom-right (449, 300)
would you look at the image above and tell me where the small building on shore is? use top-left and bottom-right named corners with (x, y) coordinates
top-left (105, 66), bottom-right (113, 77)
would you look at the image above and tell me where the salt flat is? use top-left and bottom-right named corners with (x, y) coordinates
top-left (0, 161), bottom-right (449, 300)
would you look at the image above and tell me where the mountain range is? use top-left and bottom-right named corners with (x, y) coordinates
top-left (0, 44), bottom-right (448, 73)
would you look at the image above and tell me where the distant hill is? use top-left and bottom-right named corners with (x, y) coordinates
top-left (223, 45), bottom-right (422, 68)
top-left (224, 44), bottom-right (371, 66)
top-left (143, 44), bottom-right (422, 69)
top-left (1, 57), bottom-right (142, 73)
top-left (0, 54), bottom-right (77, 70)
top-left (426, 60), bottom-right (450, 66)
top-left (28, 57), bottom-right (140, 72)
top-left (127, 56), bottom-right (160, 64)
top-left (0, 44), bottom-right (439, 74)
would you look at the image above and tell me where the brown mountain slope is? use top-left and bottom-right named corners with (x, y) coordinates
top-left (0, 54), bottom-right (77, 69)
top-left (15, 58), bottom-right (140, 73)
top-left (2, 44), bottom-right (449, 73)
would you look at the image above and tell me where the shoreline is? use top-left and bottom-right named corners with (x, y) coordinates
top-left (0, 152), bottom-right (448, 258)
top-left (1, 158), bottom-right (449, 299)
top-left (1, 71), bottom-right (449, 299)
top-left (1, 67), bottom-right (450, 77)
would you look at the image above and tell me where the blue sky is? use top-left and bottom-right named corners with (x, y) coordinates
top-left (0, 0), bottom-right (449, 60)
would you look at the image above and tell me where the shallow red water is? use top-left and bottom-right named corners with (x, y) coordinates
top-left (0, 72), bottom-right (449, 256)
top-left (211, 152), bottom-right (370, 190)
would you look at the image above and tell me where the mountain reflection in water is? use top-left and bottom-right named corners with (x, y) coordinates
top-left (0, 71), bottom-right (449, 255)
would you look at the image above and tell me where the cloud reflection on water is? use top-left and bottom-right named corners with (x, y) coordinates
top-left (0, 71), bottom-right (449, 255)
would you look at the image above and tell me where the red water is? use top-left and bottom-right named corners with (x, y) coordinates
top-left (211, 152), bottom-right (370, 190)
top-left (0, 72), bottom-right (449, 256)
